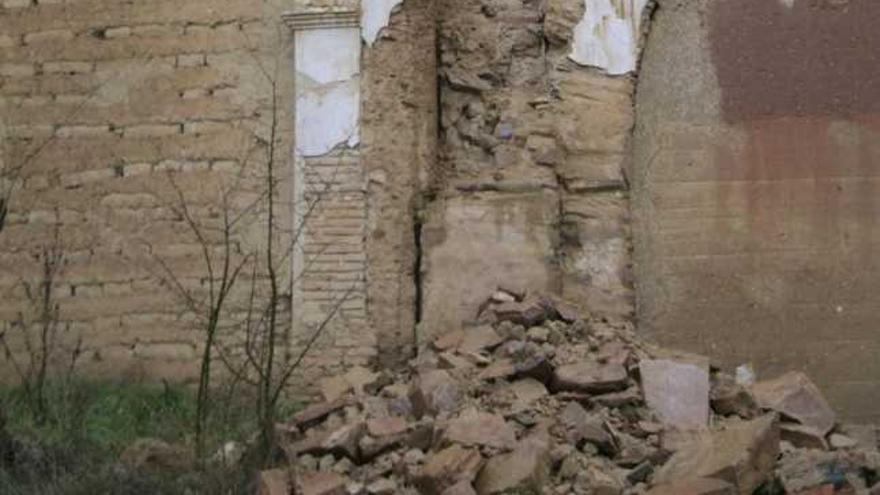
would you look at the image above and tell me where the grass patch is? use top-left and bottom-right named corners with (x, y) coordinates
top-left (0, 379), bottom-right (263, 494)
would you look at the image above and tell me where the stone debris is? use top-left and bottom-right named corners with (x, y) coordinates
top-left (415, 445), bottom-right (484, 495)
top-left (257, 469), bottom-right (291, 495)
top-left (711, 374), bottom-right (760, 419)
top-left (254, 291), bottom-right (880, 495)
top-left (645, 477), bottom-right (735, 495)
top-left (295, 470), bottom-right (348, 495)
top-left (553, 360), bottom-right (629, 394)
top-left (654, 414), bottom-right (780, 494)
top-left (781, 423), bottom-right (830, 451)
top-left (410, 370), bottom-right (461, 418)
top-left (641, 356), bottom-right (710, 429)
top-left (751, 372), bottom-right (837, 436)
top-left (474, 427), bottom-right (552, 494)
top-left (439, 411), bottom-right (517, 451)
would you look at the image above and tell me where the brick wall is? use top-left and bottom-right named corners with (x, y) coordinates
top-left (295, 151), bottom-right (374, 374)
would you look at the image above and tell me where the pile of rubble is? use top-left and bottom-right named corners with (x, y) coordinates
top-left (260, 290), bottom-right (880, 495)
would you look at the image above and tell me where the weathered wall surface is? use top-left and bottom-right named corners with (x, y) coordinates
top-left (420, 0), bottom-right (644, 341)
top-left (0, 0), bottom-right (423, 386)
top-left (634, 0), bottom-right (880, 422)
top-left (362, 0), bottom-right (437, 366)
top-left (0, 0), bottom-right (288, 383)
top-left (15, 0), bottom-right (878, 424)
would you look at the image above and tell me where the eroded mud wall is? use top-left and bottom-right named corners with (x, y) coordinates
top-left (0, 0), bottom-right (300, 382)
top-left (420, 0), bottom-right (645, 340)
top-left (634, 0), bottom-right (880, 422)
top-left (362, 0), bottom-right (438, 366)
top-left (0, 0), bottom-right (438, 386)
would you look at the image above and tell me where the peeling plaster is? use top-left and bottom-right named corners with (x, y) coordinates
top-left (569, 0), bottom-right (650, 75)
top-left (361, 0), bottom-right (403, 46)
top-left (295, 28), bottom-right (361, 156)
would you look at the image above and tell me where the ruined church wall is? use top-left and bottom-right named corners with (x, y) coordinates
top-left (0, 0), bottom-right (643, 391)
top-left (12, 0), bottom-right (876, 425)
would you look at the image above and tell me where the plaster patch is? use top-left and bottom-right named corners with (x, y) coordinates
top-left (294, 27), bottom-right (361, 156)
top-left (569, 0), bottom-right (650, 75)
top-left (295, 29), bottom-right (360, 84)
top-left (780, 0), bottom-right (795, 7)
top-left (296, 79), bottom-right (360, 156)
top-left (361, 0), bottom-right (403, 46)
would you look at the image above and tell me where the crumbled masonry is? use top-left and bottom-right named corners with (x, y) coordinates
top-left (243, 290), bottom-right (880, 495)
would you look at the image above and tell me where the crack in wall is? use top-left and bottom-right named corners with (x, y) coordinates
top-left (412, 209), bottom-right (424, 329)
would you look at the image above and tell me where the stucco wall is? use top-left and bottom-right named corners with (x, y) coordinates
top-left (634, 0), bottom-right (880, 422)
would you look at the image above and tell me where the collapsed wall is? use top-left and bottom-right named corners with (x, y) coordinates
top-left (0, 0), bottom-right (644, 391)
top-left (420, 0), bottom-right (643, 340)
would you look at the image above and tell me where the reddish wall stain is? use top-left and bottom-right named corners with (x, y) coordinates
top-left (710, 0), bottom-right (880, 122)
top-left (638, 0), bottom-right (880, 421)
top-left (709, 0), bottom-right (880, 247)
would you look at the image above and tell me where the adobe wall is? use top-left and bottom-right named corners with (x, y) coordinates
top-left (0, 0), bottom-right (437, 387)
top-left (634, 0), bottom-right (880, 422)
top-left (0, 0), bottom-right (290, 382)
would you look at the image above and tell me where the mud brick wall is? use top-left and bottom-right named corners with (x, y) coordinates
top-left (0, 0), bottom-right (336, 385)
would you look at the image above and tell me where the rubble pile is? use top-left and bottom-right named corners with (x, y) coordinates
top-left (262, 290), bottom-right (880, 495)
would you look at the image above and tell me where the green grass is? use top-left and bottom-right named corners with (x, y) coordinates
top-left (0, 379), bottom-right (262, 495)
top-left (2, 380), bottom-right (256, 454)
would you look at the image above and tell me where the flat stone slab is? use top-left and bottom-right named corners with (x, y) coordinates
top-left (641, 357), bottom-right (710, 429)
top-left (441, 411), bottom-right (517, 451)
top-left (553, 360), bottom-right (629, 393)
top-left (654, 414), bottom-right (780, 495)
top-left (751, 372), bottom-right (835, 436)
